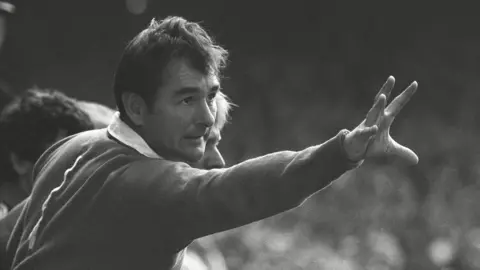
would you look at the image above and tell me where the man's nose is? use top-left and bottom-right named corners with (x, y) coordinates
top-left (205, 147), bottom-right (225, 169)
top-left (196, 100), bottom-right (215, 128)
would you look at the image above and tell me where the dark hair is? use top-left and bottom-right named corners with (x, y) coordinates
top-left (0, 87), bottom-right (94, 163)
top-left (113, 16), bottom-right (229, 120)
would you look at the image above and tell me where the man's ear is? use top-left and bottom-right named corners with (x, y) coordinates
top-left (121, 92), bottom-right (148, 126)
top-left (9, 153), bottom-right (32, 176)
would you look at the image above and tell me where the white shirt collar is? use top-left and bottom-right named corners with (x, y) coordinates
top-left (107, 112), bottom-right (162, 159)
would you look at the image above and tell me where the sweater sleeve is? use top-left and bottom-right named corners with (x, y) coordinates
top-left (118, 129), bottom-right (360, 246)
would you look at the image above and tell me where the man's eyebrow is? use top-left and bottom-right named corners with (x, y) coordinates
top-left (174, 87), bottom-right (202, 97)
top-left (174, 84), bottom-right (220, 96)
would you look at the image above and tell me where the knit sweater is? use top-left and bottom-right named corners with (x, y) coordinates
top-left (6, 118), bottom-right (359, 270)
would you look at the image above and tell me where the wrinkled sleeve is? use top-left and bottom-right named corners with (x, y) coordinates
top-left (119, 129), bottom-right (360, 247)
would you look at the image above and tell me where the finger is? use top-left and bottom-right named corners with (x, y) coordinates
top-left (391, 139), bottom-right (419, 165)
top-left (385, 81), bottom-right (418, 117)
top-left (374, 76), bottom-right (395, 102)
top-left (358, 125), bottom-right (378, 140)
top-left (365, 133), bottom-right (377, 152)
top-left (365, 94), bottom-right (386, 126)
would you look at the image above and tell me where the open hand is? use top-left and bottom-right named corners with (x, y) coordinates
top-left (343, 76), bottom-right (418, 164)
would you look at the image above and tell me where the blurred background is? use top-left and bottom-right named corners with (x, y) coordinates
top-left (1, 1), bottom-right (480, 269)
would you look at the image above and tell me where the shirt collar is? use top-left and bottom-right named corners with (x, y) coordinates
top-left (107, 112), bottom-right (162, 159)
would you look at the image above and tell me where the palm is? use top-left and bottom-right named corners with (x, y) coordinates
top-left (364, 114), bottom-right (415, 163)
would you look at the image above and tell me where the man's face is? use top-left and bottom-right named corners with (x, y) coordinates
top-left (141, 59), bottom-right (219, 163)
top-left (192, 128), bottom-right (225, 169)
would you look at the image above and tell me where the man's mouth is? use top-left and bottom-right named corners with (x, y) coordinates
top-left (185, 134), bottom-right (206, 142)
top-left (186, 130), bottom-right (209, 140)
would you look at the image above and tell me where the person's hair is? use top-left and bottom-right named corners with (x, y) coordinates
top-left (0, 87), bottom-right (94, 163)
top-left (113, 16), bottom-right (229, 121)
top-left (214, 91), bottom-right (233, 132)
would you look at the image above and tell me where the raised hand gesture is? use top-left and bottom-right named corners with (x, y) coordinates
top-left (343, 76), bottom-right (419, 165)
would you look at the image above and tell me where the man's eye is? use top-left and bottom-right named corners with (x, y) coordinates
top-left (207, 92), bottom-right (217, 104)
top-left (182, 97), bottom-right (194, 105)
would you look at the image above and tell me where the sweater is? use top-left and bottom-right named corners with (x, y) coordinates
top-left (6, 114), bottom-right (359, 270)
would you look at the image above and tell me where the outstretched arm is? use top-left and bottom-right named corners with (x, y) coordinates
top-left (122, 129), bottom-right (358, 245)
top-left (112, 76), bottom-right (419, 249)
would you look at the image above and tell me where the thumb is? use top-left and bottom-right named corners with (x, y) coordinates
top-left (391, 139), bottom-right (419, 165)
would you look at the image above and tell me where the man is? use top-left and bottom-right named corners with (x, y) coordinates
top-left (7, 16), bottom-right (418, 270)
top-left (0, 89), bottom-right (232, 270)
top-left (0, 89), bottom-right (114, 208)
top-left (0, 88), bottom-right (95, 214)
top-left (0, 87), bottom-right (96, 268)
top-left (0, 87), bottom-right (116, 208)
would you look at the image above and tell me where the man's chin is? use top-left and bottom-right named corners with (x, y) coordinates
top-left (182, 146), bottom-right (205, 164)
